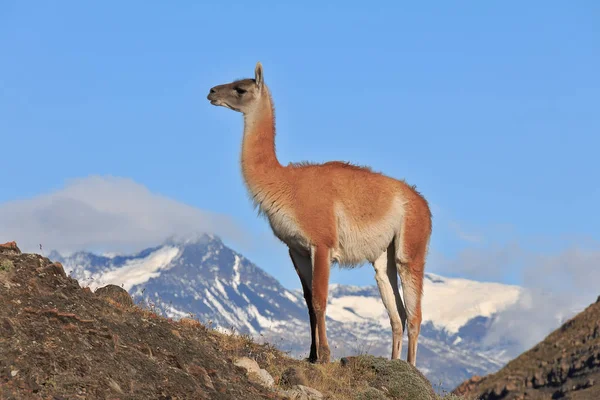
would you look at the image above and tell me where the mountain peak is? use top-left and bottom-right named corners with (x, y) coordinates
top-left (162, 232), bottom-right (221, 247)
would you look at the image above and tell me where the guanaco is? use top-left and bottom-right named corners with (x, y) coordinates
top-left (207, 62), bottom-right (432, 366)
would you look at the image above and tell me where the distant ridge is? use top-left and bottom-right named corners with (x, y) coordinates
top-left (453, 296), bottom-right (600, 399)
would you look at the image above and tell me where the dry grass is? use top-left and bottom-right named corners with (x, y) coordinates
top-left (126, 289), bottom-right (462, 399)
top-left (200, 326), bottom-right (462, 399)
top-left (212, 330), bottom-right (375, 398)
top-left (0, 258), bottom-right (14, 271)
top-left (63, 271), bottom-right (466, 400)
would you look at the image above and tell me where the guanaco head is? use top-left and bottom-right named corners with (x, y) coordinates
top-left (207, 62), bottom-right (265, 114)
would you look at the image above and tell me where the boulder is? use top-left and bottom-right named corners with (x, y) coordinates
top-left (0, 241), bottom-right (21, 255)
top-left (341, 355), bottom-right (436, 400)
top-left (280, 384), bottom-right (324, 400)
top-left (95, 284), bottom-right (134, 307)
top-left (233, 357), bottom-right (275, 388)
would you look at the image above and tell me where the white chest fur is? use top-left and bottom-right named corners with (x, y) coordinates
top-left (265, 207), bottom-right (310, 252)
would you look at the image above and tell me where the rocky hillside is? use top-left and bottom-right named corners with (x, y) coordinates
top-left (0, 241), bottom-right (461, 400)
top-left (51, 234), bottom-right (528, 391)
top-left (452, 296), bottom-right (600, 400)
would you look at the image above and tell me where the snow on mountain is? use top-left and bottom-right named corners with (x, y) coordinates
top-left (53, 245), bottom-right (181, 291)
top-left (54, 234), bottom-right (524, 391)
top-left (95, 246), bottom-right (180, 291)
top-left (327, 273), bottom-right (522, 337)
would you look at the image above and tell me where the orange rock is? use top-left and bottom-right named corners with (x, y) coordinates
top-left (0, 241), bottom-right (21, 254)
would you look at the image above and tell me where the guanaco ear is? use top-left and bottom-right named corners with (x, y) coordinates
top-left (255, 62), bottom-right (264, 88)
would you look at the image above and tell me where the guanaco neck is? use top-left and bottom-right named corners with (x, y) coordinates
top-left (241, 86), bottom-right (286, 208)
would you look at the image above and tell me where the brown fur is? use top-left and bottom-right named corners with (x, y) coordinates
top-left (207, 62), bottom-right (432, 366)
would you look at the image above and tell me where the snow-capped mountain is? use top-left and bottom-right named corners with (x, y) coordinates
top-left (51, 234), bottom-right (523, 391)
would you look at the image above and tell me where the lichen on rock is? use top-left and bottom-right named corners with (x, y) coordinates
top-left (343, 355), bottom-right (437, 400)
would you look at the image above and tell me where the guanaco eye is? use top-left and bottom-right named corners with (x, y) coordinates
top-left (235, 87), bottom-right (247, 95)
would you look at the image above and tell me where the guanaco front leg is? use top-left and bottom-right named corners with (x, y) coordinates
top-left (289, 248), bottom-right (318, 362)
top-left (311, 245), bottom-right (331, 363)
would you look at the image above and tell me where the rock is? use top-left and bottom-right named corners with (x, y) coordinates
top-left (187, 364), bottom-right (215, 390)
top-left (42, 262), bottom-right (66, 278)
top-left (280, 366), bottom-right (309, 387)
top-left (343, 355), bottom-right (436, 400)
top-left (107, 378), bottom-right (123, 394)
top-left (179, 317), bottom-right (202, 328)
top-left (234, 357), bottom-right (261, 374)
top-left (233, 357), bottom-right (275, 388)
top-left (255, 368), bottom-right (275, 388)
top-left (491, 384), bottom-right (507, 397)
top-left (452, 375), bottom-right (484, 396)
top-left (0, 241), bottom-right (21, 255)
top-left (95, 284), bottom-right (134, 307)
top-left (355, 387), bottom-right (387, 400)
top-left (206, 368), bottom-right (228, 393)
top-left (280, 385), bottom-right (324, 400)
top-left (532, 371), bottom-right (546, 387)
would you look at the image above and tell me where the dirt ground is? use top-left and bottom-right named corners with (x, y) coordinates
top-left (0, 243), bottom-right (452, 400)
top-left (0, 245), bottom-right (288, 399)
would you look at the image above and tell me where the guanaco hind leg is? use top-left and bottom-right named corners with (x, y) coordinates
top-left (372, 245), bottom-right (408, 360)
top-left (397, 259), bottom-right (424, 366)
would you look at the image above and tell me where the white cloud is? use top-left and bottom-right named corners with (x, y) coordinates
top-left (433, 242), bottom-right (526, 283)
top-left (0, 175), bottom-right (247, 254)
top-left (435, 242), bottom-right (600, 357)
top-left (487, 247), bottom-right (600, 355)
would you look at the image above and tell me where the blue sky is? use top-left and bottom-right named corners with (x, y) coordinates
top-left (1, 1), bottom-right (599, 290)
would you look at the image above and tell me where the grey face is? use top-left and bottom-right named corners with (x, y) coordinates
top-left (207, 62), bottom-right (265, 114)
